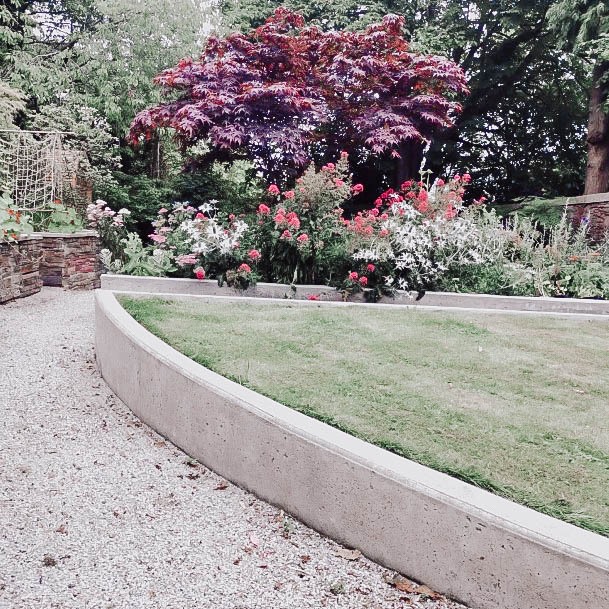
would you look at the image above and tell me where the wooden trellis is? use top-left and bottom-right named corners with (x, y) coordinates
top-left (0, 129), bottom-right (84, 212)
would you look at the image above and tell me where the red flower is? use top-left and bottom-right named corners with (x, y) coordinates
top-left (307, 294), bottom-right (320, 301)
top-left (348, 271), bottom-right (358, 280)
top-left (401, 180), bottom-right (413, 189)
top-left (194, 267), bottom-right (205, 280)
top-left (359, 276), bottom-right (368, 286)
top-left (367, 263), bottom-right (376, 272)
top-left (195, 212), bottom-right (205, 219)
top-left (374, 198), bottom-right (383, 207)
top-left (351, 183), bottom-right (364, 194)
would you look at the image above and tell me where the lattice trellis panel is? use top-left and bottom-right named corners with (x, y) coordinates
top-left (0, 130), bottom-right (69, 212)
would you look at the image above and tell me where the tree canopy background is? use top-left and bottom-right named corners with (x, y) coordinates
top-left (1, 0), bottom-right (607, 226)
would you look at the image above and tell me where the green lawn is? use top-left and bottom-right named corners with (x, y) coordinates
top-left (120, 296), bottom-right (609, 535)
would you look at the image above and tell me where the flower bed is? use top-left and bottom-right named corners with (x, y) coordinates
top-left (0, 236), bottom-right (42, 304)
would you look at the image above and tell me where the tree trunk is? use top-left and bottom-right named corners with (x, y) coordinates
top-left (584, 64), bottom-right (609, 194)
top-left (394, 139), bottom-right (425, 188)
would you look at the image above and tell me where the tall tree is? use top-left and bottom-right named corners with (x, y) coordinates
top-left (549, 0), bottom-right (609, 194)
top-left (130, 9), bottom-right (468, 185)
top-left (221, 1), bottom-right (589, 202)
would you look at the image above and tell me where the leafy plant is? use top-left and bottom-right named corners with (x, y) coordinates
top-left (0, 193), bottom-right (33, 242)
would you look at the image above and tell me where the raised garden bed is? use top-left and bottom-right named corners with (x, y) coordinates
top-left (0, 236), bottom-right (42, 304)
top-left (34, 230), bottom-right (102, 290)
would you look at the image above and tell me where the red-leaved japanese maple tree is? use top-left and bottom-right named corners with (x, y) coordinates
top-left (130, 8), bottom-right (468, 185)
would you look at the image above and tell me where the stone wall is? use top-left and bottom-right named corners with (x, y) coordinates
top-left (36, 231), bottom-right (102, 290)
top-left (0, 237), bottom-right (43, 304)
top-left (567, 193), bottom-right (609, 241)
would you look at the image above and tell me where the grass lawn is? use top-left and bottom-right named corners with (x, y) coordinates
top-left (120, 296), bottom-right (609, 536)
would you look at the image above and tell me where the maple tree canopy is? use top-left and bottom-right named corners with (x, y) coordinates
top-left (130, 8), bottom-right (469, 181)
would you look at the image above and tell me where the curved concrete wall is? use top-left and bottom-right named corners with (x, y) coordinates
top-left (95, 289), bottom-right (609, 609)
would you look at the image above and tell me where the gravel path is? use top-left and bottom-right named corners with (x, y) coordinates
top-left (0, 288), bottom-right (466, 609)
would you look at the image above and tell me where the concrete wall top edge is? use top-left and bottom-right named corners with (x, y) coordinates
top-left (96, 289), bottom-right (609, 569)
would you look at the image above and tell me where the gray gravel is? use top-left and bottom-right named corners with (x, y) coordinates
top-left (0, 288), bottom-right (466, 609)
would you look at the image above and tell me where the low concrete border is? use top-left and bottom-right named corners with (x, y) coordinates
top-left (96, 289), bottom-right (609, 609)
top-left (100, 274), bottom-right (609, 316)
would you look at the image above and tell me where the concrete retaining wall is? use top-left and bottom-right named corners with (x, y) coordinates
top-left (95, 289), bottom-right (609, 609)
top-left (101, 274), bottom-right (609, 315)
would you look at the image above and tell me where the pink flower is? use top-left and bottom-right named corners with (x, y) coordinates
top-left (401, 181), bottom-right (413, 190)
top-left (229, 214), bottom-right (235, 221)
top-left (176, 254), bottom-right (198, 267)
top-left (286, 213), bottom-right (301, 229)
top-left (274, 212), bottom-right (286, 225)
top-left (348, 271), bottom-right (359, 281)
top-left (334, 178), bottom-right (345, 187)
top-left (257, 203), bottom-right (271, 215)
top-left (326, 162), bottom-right (335, 170)
top-left (149, 233), bottom-right (167, 244)
top-left (248, 249), bottom-right (261, 261)
top-left (380, 213), bottom-right (388, 220)
top-left (194, 267), bottom-right (205, 280)
top-left (307, 294), bottom-right (320, 301)
top-left (374, 198), bottom-right (383, 208)
top-left (268, 184), bottom-right (280, 195)
top-left (379, 228), bottom-right (389, 237)
top-left (436, 179), bottom-right (445, 187)
top-left (367, 264), bottom-right (376, 272)
top-left (280, 230), bottom-right (292, 240)
top-left (238, 263), bottom-right (252, 273)
top-left (351, 183), bottom-right (364, 194)
top-left (195, 212), bottom-right (205, 220)
top-left (359, 276), bottom-right (368, 286)
top-left (284, 190), bottom-right (295, 199)
top-left (340, 151), bottom-right (349, 158)
top-left (453, 174), bottom-right (461, 182)
top-left (158, 208), bottom-right (168, 214)
top-left (445, 204), bottom-right (457, 219)
top-left (297, 233), bottom-right (309, 243)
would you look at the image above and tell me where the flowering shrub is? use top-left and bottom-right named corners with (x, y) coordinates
top-left (344, 174), bottom-right (490, 294)
top-left (87, 199), bottom-right (131, 260)
top-left (146, 201), bottom-right (258, 284)
top-left (0, 193), bottom-right (33, 242)
top-left (252, 154), bottom-right (353, 284)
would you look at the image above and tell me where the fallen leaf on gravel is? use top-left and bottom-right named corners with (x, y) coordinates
top-left (333, 548), bottom-right (361, 561)
top-left (416, 584), bottom-right (441, 599)
top-left (249, 533), bottom-right (260, 547)
top-left (154, 441), bottom-right (166, 448)
top-left (55, 524), bottom-right (68, 535)
top-left (214, 482), bottom-right (228, 491)
top-left (185, 459), bottom-right (198, 468)
top-left (42, 555), bottom-right (57, 567)
top-left (385, 574), bottom-right (417, 593)
top-left (186, 473), bottom-right (200, 480)
top-left (300, 554), bottom-right (311, 564)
